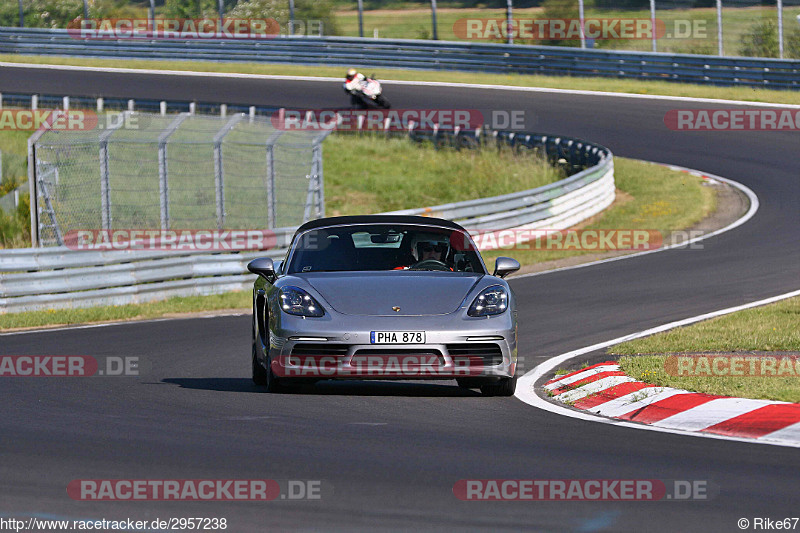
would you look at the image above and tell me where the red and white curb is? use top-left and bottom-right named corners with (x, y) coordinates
top-left (544, 361), bottom-right (800, 446)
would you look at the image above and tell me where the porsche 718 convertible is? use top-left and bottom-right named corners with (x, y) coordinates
top-left (248, 215), bottom-right (520, 396)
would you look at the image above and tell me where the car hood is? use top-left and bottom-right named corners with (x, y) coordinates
top-left (300, 272), bottom-right (483, 316)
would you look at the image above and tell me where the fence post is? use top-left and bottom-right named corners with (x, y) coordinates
top-left (157, 113), bottom-right (190, 231)
top-left (98, 110), bottom-right (130, 230)
top-left (312, 130), bottom-right (331, 219)
top-left (716, 0), bottom-right (723, 56)
top-left (265, 130), bottom-right (283, 229)
top-left (778, 0), bottom-right (784, 59)
top-left (649, 0), bottom-right (656, 53)
top-left (212, 113), bottom-right (244, 230)
top-left (27, 129), bottom-right (48, 247)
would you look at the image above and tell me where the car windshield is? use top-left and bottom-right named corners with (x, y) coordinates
top-left (286, 224), bottom-right (486, 274)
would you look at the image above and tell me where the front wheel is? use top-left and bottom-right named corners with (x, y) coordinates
top-left (252, 315), bottom-right (285, 392)
top-left (480, 376), bottom-right (517, 397)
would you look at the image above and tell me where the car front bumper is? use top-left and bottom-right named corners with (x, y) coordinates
top-left (268, 313), bottom-right (517, 380)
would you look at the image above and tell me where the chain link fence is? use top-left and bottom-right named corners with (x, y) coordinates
top-left (29, 112), bottom-right (328, 246)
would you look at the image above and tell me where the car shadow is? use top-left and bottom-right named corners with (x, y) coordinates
top-left (162, 377), bottom-right (484, 397)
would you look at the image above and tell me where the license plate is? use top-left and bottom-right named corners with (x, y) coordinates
top-left (370, 331), bottom-right (425, 344)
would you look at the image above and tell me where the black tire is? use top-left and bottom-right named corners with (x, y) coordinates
top-left (375, 95), bottom-right (391, 109)
top-left (480, 376), bottom-right (517, 397)
top-left (252, 344), bottom-right (267, 386)
top-left (252, 313), bottom-right (286, 392)
top-left (264, 354), bottom-right (286, 393)
top-left (251, 313), bottom-right (267, 385)
top-left (351, 94), bottom-right (367, 109)
top-left (456, 378), bottom-right (482, 389)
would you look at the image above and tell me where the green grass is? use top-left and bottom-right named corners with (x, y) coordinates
top-left (0, 291), bottom-right (251, 330)
top-left (323, 132), bottom-right (563, 216)
top-left (481, 158), bottom-right (716, 266)
top-left (334, 6), bottom-right (800, 57)
top-left (612, 296), bottom-right (800, 403)
top-left (3, 53), bottom-right (800, 106)
top-left (0, 129), bottom-right (32, 247)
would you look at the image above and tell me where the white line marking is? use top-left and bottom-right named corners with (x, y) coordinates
top-left (515, 288), bottom-right (800, 448)
top-left (543, 364), bottom-right (620, 390)
top-left (512, 164), bottom-right (760, 280)
top-left (653, 397), bottom-right (778, 432)
top-left (1, 61), bottom-right (799, 108)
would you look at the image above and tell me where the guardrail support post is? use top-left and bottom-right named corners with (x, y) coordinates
top-left (97, 98), bottom-right (103, 112)
top-left (212, 113), bottom-right (244, 230)
top-left (31, 95), bottom-right (38, 110)
top-left (128, 99), bottom-right (134, 111)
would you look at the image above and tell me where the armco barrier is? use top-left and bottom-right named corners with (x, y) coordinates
top-left (1, 28), bottom-right (799, 89)
top-left (0, 130), bottom-right (613, 314)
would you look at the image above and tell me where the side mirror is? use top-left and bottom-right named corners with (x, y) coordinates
top-left (493, 257), bottom-right (520, 279)
top-left (247, 257), bottom-right (275, 279)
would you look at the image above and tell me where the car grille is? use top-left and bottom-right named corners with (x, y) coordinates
top-left (291, 344), bottom-right (349, 356)
top-left (351, 348), bottom-right (445, 366)
top-left (446, 343), bottom-right (504, 366)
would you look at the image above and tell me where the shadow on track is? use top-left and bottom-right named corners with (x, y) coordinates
top-left (162, 377), bottom-right (483, 397)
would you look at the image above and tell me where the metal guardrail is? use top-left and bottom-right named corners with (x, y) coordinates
top-left (0, 129), bottom-right (613, 314)
top-left (1, 28), bottom-right (799, 89)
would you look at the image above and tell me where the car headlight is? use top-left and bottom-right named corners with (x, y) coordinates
top-left (468, 285), bottom-right (508, 317)
top-left (279, 286), bottom-right (324, 317)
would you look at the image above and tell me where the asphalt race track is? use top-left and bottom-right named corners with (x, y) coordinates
top-left (1, 65), bottom-right (799, 531)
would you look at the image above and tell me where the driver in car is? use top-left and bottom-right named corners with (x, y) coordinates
top-left (394, 236), bottom-right (453, 270)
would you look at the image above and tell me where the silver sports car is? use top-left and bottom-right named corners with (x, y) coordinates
top-left (248, 215), bottom-right (520, 395)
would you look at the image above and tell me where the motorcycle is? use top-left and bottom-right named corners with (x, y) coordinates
top-left (345, 75), bottom-right (391, 109)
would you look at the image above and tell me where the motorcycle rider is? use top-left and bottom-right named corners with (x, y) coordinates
top-left (344, 68), bottom-right (366, 93)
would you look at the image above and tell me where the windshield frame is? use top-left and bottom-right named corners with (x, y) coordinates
top-left (285, 222), bottom-right (488, 275)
